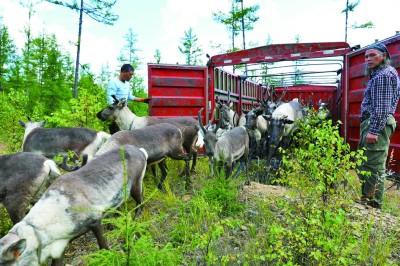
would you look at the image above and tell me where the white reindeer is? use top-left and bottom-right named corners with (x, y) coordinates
top-left (243, 106), bottom-right (269, 159)
top-left (264, 99), bottom-right (304, 161)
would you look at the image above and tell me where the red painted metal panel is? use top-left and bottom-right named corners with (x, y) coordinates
top-left (345, 33), bottom-right (400, 174)
top-left (148, 64), bottom-right (208, 121)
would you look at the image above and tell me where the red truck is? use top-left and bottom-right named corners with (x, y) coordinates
top-left (147, 32), bottom-right (400, 177)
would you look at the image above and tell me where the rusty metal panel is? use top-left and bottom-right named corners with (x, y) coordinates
top-left (345, 33), bottom-right (400, 175)
top-left (148, 64), bottom-right (208, 121)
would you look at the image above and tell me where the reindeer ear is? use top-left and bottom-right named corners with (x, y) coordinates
top-left (18, 120), bottom-right (26, 127)
top-left (40, 120), bottom-right (47, 127)
top-left (283, 119), bottom-right (294, 125)
top-left (2, 239), bottom-right (26, 261)
top-left (262, 114), bottom-right (271, 121)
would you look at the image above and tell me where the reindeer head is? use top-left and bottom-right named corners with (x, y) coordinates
top-left (215, 96), bottom-right (231, 130)
top-left (18, 118), bottom-right (47, 131)
top-left (198, 107), bottom-right (218, 161)
top-left (96, 96), bottom-right (128, 121)
top-left (244, 107), bottom-right (264, 130)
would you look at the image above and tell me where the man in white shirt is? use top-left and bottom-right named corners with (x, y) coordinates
top-left (106, 64), bottom-right (149, 133)
top-left (106, 63), bottom-right (149, 104)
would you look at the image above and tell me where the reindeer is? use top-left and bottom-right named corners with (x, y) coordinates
top-left (95, 123), bottom-right (187, 189)
top-left (96, 96), bottom-right (202, 186)
top-left (243, 105), bottom-right (269, 159)
top-left (259, 84), bottom-right (289, 116)
top-left (263, 99), bottom-right (304, 164)
top-left (317, 99), bottom-right (332, 120)
top-left (0, 145), bottom-right (148, 266)
top-left (214, 126), bottom-right (250, 180)
top-left (215, 93), bottom-right (245, 131)
top-left (198, 107), bottom-right (219, 174)
top-left (0, 152), bottom-right (61, 224)
top-left (18, 118), bottom-right (110, 171)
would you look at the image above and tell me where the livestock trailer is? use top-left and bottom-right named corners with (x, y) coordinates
top-left (147, 32), bottom-right (400, 176)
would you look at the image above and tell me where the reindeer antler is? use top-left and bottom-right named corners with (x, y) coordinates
top-left (111, 95), bottom-right (119, 103)
top-left (276, 86), bottom-right (288, 103)
top-left (198, 108), bottom-right (207, 134)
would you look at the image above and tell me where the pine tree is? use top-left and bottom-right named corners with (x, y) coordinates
top-left (0, 23), bottom-right (17, 92)
top-left (21, 33), bottom-right (75, 114)
top-left (154, 49), bottom-right (161, 64)
top-left (44, 0), bottom-right (118, 98)
top-left (117, 28), bottom-right (148, 116)
top-left (178, 27), bottom-right (203, 65)
top-left (212, 0), bottom-right (259, 52)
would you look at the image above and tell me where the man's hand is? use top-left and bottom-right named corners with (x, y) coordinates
top-left (366, 133), bottom-right (378, 144)
top-left (137, 98), bottom-right (150, 103)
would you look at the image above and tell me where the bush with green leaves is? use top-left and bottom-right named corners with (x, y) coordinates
top-left (43, 87), bottom-right (108, 131)
top-left (254, 111), bottom-right (367, 265)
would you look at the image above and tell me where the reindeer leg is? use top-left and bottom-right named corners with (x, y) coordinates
top-left (208, 156), bottom-right (214, 175)
top-left (190, 150), bottom-right (198, 174)
top-left (157, 160), bottom-right (168, 190)
top-left (91, 223), bottom-right (109, 250)
top-left (183, 153), bottom-right (191, 189)
top-left (130, 183), bottom-right (144, 218)
top-left (51, 256), bottom-right (64, 266)
top-left (225, 162), bottom-right (233, 178)
top-left (233, 159), bottom-right (245, 179)
top-left (245, 156), bottom-right (250, 185)
top-left (51, 224), bottom-right (109, 266)
top-left (5, 198), bottom-right (26, 225)
top-left (151, 164), bottom-right (157, 178)
top-left (58, 155), bottom-right (74, 172)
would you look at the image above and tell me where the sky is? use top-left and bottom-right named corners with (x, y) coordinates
top-left (0, 0), bottom-right (399, 87)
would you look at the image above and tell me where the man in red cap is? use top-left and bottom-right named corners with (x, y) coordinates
top-left (358, 42), bottom-right (400, 209)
